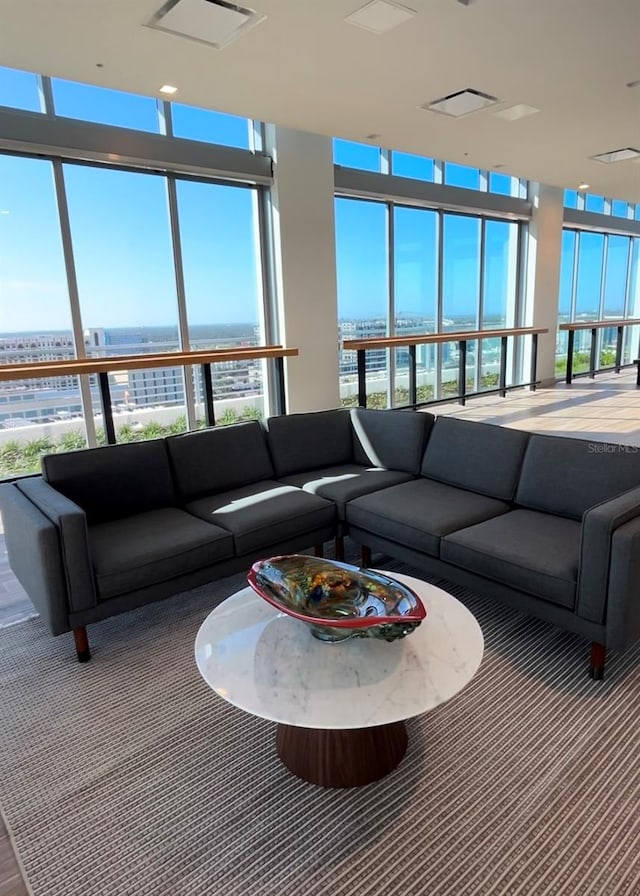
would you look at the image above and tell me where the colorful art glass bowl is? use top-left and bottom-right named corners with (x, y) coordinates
top-left (247, 555), bottom-right (426, 643)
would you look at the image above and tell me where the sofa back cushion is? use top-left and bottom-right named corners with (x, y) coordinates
top-left (166, 421), bottom-right (275, 502)
top-left (265, 409), bottom-right (353, 477)
top-left (420, 417), bottom-right (529, 501)
top-left (351, 408), bottom-right (434, 474)
top-left (516, 434), bottom-right (640, 520)
top-left (41, 439), bottom-right (176, 525)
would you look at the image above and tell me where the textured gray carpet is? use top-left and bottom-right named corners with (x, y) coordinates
top-left (1, 558), bottom-right (639, 896)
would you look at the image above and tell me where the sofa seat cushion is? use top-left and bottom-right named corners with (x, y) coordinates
top-left (441, 509), bottom-right (581, 609)
top-left (280, 465), bottom-right (413, 519)
top-left (185, 481), bottom-right (336, 555)
top-left (89, 508), bottom-right (234, 601)
top-left (346, 479), bottom-right (511, 556)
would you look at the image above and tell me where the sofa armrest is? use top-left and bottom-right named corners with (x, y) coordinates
top-left (577, 485), bottom-right (640, 624)
top-left (0, 482), bottom-right (71, 635)
top-left (605, 516), bottom-right (640, 650)
top-left (17, 478), bottom-right (97, 615)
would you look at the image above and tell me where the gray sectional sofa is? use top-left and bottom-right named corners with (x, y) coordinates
top-left (1, 407), bottom-right (639, 680)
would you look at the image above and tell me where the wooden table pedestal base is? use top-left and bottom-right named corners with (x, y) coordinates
top-left (276, 721), bottom-right (408, 788)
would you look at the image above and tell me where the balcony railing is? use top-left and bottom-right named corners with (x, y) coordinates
top-left (558, 319), bottom-right (640, 384)
top-left (0, 346), bottom-right (298, 444)
top-left (343, 327), bottom-right (548, 408)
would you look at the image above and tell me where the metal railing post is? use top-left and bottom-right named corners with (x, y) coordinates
top-left (357, 350), bottom-right (367, 408)
top-left (499, 336), bottom-right (508, 397)
top-left (408, 344), bottom-right (417, 407)
top-left (589, 327), bottom-right (598, 378)
top-left (98, 372), bottom-right (117, 445)
top-left (202, 364), bottom-right (216, 426)
top-left (458, 340), bottom-right (467, 406)
top-left (566, 330), bottom-right (575, 384)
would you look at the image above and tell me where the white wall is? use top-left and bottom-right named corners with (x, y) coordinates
top-left (524, 183), bottom-right (564, 385)
top-left (265, 126), bottom-right (340, 412)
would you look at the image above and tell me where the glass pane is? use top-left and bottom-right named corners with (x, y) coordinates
top-left (603, 236), bottom-right (629, 318)
top-left (391, 153), bottom-right (434, 181)
top-left (585, 194), bottom-right (605, 214)
top-left (333, 139), bottom-right (381, 172)
top-left (0, 155), bottom-right (79, 457)
top-left (444, 163), bottom-right (481, 190)
top-left (627, 240), bottom-right (640, 318)
top-left (480, 337), bottom-right (501, 391)
top-left (335, 198), bottom-right (389, 407)
top-left (52, 79), bottom-right (160, 132)
top-left (171, 105), bottom-right (251, 149)
top-left (442, 214), bottom-right (481, 330)
top-left (564, 190), bottom-right (578, 208)
top-left (558, 230), bottom-right (576, 321)
top-left (0, 65), bottom-right (41, 112)
top-left (393, 207), bottom-right (437, 406)
top-left (611, 200), bottom-right (629, 218)
top-left (483, 220), bottom-right (517, 328)
top-left (63, 164), bottom-right (183, 438)
top-left (176, 180), bottom-right (265, 422)
top-left (489, 173), bottom-right (515, 196)
top-left (636, 205), bottom-right (640, 221)
top-left (575, 232), bottom-right (604, 318)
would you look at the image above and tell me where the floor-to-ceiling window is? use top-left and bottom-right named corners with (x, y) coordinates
top-left (335, 193), bottom-right (523, 406)
top-left (0, 66), bottom-right (268, 478)
top-left (334, 142), bottom-right (525, 407)
top-left (557, 202), bottom-right (640, 375)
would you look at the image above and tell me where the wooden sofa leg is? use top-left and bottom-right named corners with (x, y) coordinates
top-left (73, 626), bottom-right (91, 663)
top-left (590, 642), bottom-right (606, 681)
top-left (314, 544), bottom-right (324, 558)
top-left (334, 535), bottom-right (345, 561)
top-left (361, 546), bottom-right (372, 568)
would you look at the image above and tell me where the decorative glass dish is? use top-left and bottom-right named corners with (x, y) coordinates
top-left (247, 555), bottom-right (426, 642)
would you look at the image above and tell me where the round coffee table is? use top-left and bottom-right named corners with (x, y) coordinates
top-left (195, 571), bottom-right (483, 788)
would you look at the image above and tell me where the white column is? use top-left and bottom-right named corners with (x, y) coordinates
top-left (264, 126), bottom-right (340, 412)
top-left (523, 183), bottom-right (564, 386)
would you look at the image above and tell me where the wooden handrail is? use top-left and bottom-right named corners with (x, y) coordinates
top-left (343, 326), bottom-right (548, 351)
top-left (559, 319), bottom-right (640, 332)
top-left (0, 346), bottom-right (298, 382)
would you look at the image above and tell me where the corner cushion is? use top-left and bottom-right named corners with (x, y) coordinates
top-left (279, 465), bottom-right (412, 519)
top-left (441, 509), bottom-right (580, 609)
top-left (264, 409), bottom-right (353, 477)
top-left (351, 408), bottom-right (434, 474)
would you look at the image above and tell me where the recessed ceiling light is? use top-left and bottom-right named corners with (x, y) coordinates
top-left (422, 88), bottom-right (499, 118)
top-left (345, 0), bottom-right (416, 34)
top-left (578, 183), bottom-right (590, 190)
top-left (590, 148), bottom-right (640, 163)
top-left (159, 84), bottom-right (178, 94)
top-left (493, 104), bottom-right (540, 122)
top-left (365, 133), bottom-right (381, 140)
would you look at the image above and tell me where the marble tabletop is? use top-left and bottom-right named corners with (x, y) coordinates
top-left (195, 571), bottom-right (484, 730)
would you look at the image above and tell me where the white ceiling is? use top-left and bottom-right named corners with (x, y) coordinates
top-left (2, 0), bottom-right (640, 201)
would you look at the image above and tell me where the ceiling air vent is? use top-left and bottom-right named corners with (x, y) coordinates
top-left (148, 0), bottom-right (265, 49)
top-left (590, 148), bottom-right (640, 163)
top-left (422, 88), bottom-right (499, 118)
